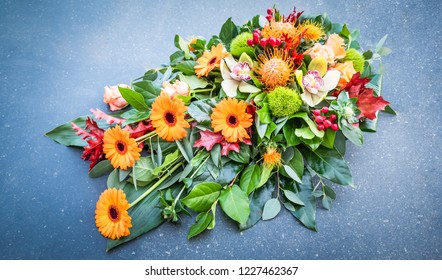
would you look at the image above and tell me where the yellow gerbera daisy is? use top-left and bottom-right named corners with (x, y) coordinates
top-left (194, 43), bottom-right (228, 78)
top-left (150, 93), bottom-right (190, 142)
top-left (103, 125), bottom-right (141, 170)
top-left (211, 98), bottom-right (253, 143)
top-left (299, 20), bottom-right (325, 42)
top-left (95, 188), bottom-right (132, 240)
top-left (255, 48), bottom-right (294, 91)
top-left (263, 146), bottom-right (282, 168)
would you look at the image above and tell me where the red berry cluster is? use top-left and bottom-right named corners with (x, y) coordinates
top-left (312, 107), bottom-right (339, 131)
top-left (247, 29), bottom-right (282, 48)
top-left (265, 8), bottom-right (274, 22)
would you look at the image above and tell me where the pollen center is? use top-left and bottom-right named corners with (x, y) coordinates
top-left (108, 206), bottom-right (120, 222)
top-left (227, 114), bottom-right (239, 127)
top-left (164, 111), bottom-right (177, 126)
top-left (115, 141), bottom-right (127, 154)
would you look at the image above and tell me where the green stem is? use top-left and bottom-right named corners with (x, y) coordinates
top-left (129, 161), bottom-right (183, 208)
top-left (136, 131), bottom-right (157, 143)
top-left (189, 154), bottom-right (210, 179)
top-left (172, 185), bottom-right (187, 207)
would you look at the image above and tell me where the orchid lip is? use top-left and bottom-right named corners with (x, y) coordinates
top-left (302, 70), bottom-right (324, 94)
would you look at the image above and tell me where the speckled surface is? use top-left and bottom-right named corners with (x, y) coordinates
top-left (0, 0), bottom-right (440, 260)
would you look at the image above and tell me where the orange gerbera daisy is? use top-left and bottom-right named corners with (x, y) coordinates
top-left (194, 43), bottom-right (228, 78)
top-left (95, 188), bottom-right (132, 240)
top-left (211, 98), bottom-right (253, 143)
top-left (255, 48), bottom-right (294, 90)
top-left (103, 125), bottom-right (141, 170)
top-left (150, 93), bottom-right (190, 141)
top-left (263, 146), bottom-right (282, 168)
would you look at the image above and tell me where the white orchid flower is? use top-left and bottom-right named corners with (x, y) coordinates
top-left (299, 56), bottom-right (340, 107)
top-left (220, 53), bottom-right (261, 97)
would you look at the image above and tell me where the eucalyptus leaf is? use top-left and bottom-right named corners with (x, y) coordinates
top-left (262, 198), bottom-right (281, 220)
top-left (283, 190), bottom-right (305, 206)
top-left (239, 181), bottom-right (274, 230)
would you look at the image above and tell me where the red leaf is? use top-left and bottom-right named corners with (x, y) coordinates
top-left (220, 141), bottom-right (240, 156)
top-left (356, 88), bottom-right (390, 120)
top-left (124, 121), bottom-right (153, 139)
top-left (193, 130), bottom-right (224, 151)
top-left (90, 108), bottom-right (125, 125)
top-left (72, 117), bottom-right (105, 170)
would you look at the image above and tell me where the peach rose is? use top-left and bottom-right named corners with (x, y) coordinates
top-left (103, 84), bottom-right (130, 111)
top-left (332, 61), bottom-right (356, 88)
top-left (161, 80), bottom-right (190, 99)
top-left (326, 33), bottom-right (346, 59)
top-left (304, 43), bottom-right (335, 65)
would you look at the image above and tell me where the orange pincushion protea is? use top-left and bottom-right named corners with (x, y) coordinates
top-left (103, 125), bottom-right (141, 170)
top-left (150, 93), bottom-right (190, 142)
top-left (211, 98), bottom-right (253, 143)
top-left (263, 146), bottom-right (282, 168)
top-left (95, 188), bottom-right (132, 240)
top-left (255, 48), bottom-right (294, 90)
top-left (194, 43), bottom-right (228, 78)
top-left (261, 20), bottom-right (300, 42)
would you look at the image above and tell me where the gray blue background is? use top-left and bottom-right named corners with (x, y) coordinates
top-left (0, 0), bottom-right (440, 259)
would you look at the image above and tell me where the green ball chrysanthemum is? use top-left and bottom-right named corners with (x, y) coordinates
top-left (230, 32), bottom-right (255, 58)
top-left (267, 87), bottom-right (302, 118)
top-left (344, 49), bottom-right (365, 72)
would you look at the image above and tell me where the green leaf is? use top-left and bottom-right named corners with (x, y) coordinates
top-left (152, 150), bottom-right (180, 176)
top-left (340, 121), bottom-right (363, 146)
top-left (256, 103), bottom-right (272, 124)
top-left (175, 61), bottom-right (197, 75)
top-left (375, 34), bottom-right (388, 53)
top-left (181, 182), bottom-right (222, 212)
top-left (170, 50), bottom-right (185, 64)
top-left (132, 80), bottom-right (161, 107)
top-left (210, 144), bottom-right (221, 165)
top-left (118, 87), bottom-right (149, 112)
top-left (295, 126), bottom-right (315, 139)
top-left (187, 99), bottom-right (215, 123)
top-left (334, 131), bottom-right (346, 156)
top-left (302, 146), bottom-right (354, 186)
top-left (322, 129), bottom-right (336, 149)
top-left (283, 120), bottom-right (301, 146)
top-left (239, 180), bottom-right (274, 231)
top-left (377, 46), bottom-right (392, 56)
top-left (175, 139), bottom-right (193, 163)
top-left (174, 34), bottom-right (191, 59)
top-left (262, 198), bottom-right (281, 220)
top-left (88, 160), bottom-right (113, 178)
top-left (280, 147), bottom-right (304, 182)
top-left (239, 164), bottom-right (261, 195)
top-left (228, 144), bottom-right (250, 164)
top-left (322, 185), bottom-right (336, 210)
top-left (107, 169), bottom-right (125, 189)
top-left (219, 185), bottom-right (250, 224)
top-left (283, 190), bottom-right (305, 206)
top-left (219, 18), bottom-right (239, 50)
top-left (207, 202), bottom-right (217, 230)
top-left (188, 212), bottom-right (213, 239)
top-left (130, 157), bottom-right (156, 186)
top-left (282, 165), bottom-right (302, 183)
top-left (178, 73), bottom-right (209, 90)
top-left (45, 116), bottom-right (89, 147)
top-left (257, 165), bottom-right (272, 188)
top-left (290, 112), bottom-right (324, 138)
top-left (284, 173), bottom-right (317, 231)
top-left (121, 109), bottom-right (150, 125)
top-left (340, 24), bottom-right (351, 38)
top-left (142, 69), bottom-right (158, 81)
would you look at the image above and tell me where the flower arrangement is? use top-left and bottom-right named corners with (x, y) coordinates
top-left (46, 5), bottom-right (393, 251)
